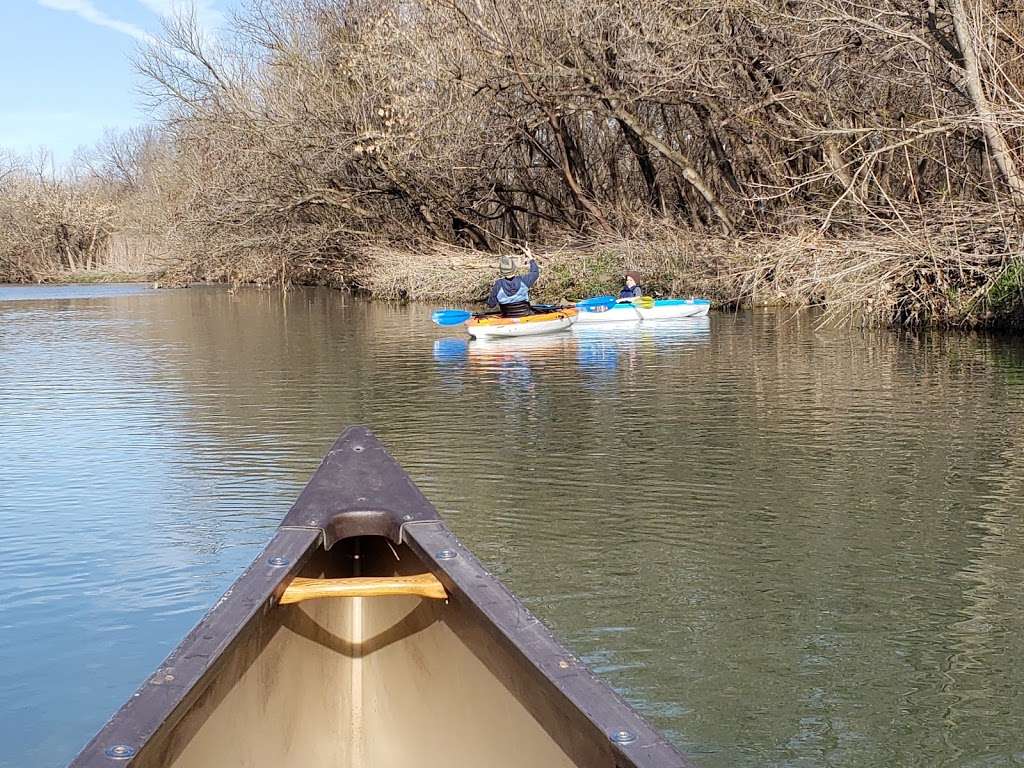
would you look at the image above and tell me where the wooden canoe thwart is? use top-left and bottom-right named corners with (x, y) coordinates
top-left (68, 426), bottom-right (693, 768)
top-left (279, 573), bottom-right (447, 604)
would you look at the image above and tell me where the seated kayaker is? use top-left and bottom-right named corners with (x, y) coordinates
top-left (487, 256), bottom-right (540, 317)
top-left (619, 271), bottom-right (643, 300)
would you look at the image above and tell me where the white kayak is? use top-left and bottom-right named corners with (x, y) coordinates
top-left (466, 308), bottom-right (577, 339)
top-left (574, 298), bottom-right (711, 323)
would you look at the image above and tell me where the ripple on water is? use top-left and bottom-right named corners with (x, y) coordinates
top-left (2, 289), bottom-right (1024, 768)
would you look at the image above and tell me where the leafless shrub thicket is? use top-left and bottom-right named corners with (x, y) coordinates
top-left (134, 0), bottom-right (1022, 323)
top-left (0, 127), bottom-right (177, 282)
top-left (0, 152), bottom-right (119, 281)
top-left (4, 0), bottom-right (1022, 323)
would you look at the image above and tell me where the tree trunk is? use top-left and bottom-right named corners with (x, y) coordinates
top-left (558, 117), bottom-right (594, 199)
top-left (615, 116), bottom-right (663, 212)
top-left (612, 106), bottom-right (736, 233)
top-left (947, 0), bottom-right (1024, 205)
top-left (688, 102), bottom-right (742, 193)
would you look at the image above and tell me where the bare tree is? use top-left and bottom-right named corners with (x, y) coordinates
top-left (3, 0), bottom-right (1021, 322)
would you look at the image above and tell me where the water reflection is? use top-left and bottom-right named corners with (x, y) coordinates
top-left (432, 337), bottom-right (469, 393)
top-left (3, 286), bottom-right (1024, 768)
top-left (574, 317), bottom-right (712, 387)
top-left (575, 315), bottom-right (713, 348)
top-left (0, 282), bottom-right (152, 302)
top-left (433, 317), bottom-right (714, 395)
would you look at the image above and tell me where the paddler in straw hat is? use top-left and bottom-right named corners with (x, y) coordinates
top-left (486, 254), bottom-right (540, 318)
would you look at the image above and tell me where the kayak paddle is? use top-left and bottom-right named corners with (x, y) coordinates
top-left (431, 309), bottom-right (473, 326)
top-left (620, 296), bottom-right (655, 309)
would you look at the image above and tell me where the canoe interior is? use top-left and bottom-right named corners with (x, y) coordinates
top-left (69, 427), bottom-right (687, 768)
top-left (135, 535), bottom-right (611, 768)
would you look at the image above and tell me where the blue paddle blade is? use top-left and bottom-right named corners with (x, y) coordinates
top-left (431, 309), bottom-right (473, 326)
top-left (576, 295), bottom-right (617, 310)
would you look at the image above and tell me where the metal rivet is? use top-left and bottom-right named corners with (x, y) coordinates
top-left (436, 549), bottom-right (457, 560)
top-left (268, 556), bottom-right (290, 568)
top-left (610, 730), bottom-right (637, 745)
top-left (403, 514), bottom-right (413, 521)
top-left (353, 445), bottom-right (364, 453)
top-left (104, 745), bottom-right (136, 759)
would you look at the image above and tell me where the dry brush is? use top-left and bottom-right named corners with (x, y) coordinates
top-left (3, 0), bottom-right (1022, 326)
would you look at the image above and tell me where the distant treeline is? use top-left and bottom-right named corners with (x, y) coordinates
top-left (0, 128), bottom-right (169, 281)
top-left (2, 0), bottom-right (1022, 325)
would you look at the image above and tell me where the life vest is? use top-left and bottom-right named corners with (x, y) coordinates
top-left (499, 300), bottom-right (533, 317)
top-left (497, 280), bottom-right (530, 305)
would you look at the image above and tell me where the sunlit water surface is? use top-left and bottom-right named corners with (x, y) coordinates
top-left (2, 284), bottom-right (1023, 767)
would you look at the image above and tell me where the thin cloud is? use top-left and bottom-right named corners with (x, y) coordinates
top-left (135, 0), bottom-right (225, 34)
top-left (36, 0), bottom-right (157, 44)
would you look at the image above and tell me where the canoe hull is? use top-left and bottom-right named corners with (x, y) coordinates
top-left (467, 308), bottom-right (576, 338)
top-left (69, 427), bottom-right (691, 768)
top-left (575, 299), bottom-right (710, 323)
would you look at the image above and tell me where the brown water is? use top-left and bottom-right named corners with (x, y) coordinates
top-left (2, 284), bottom-right (1023, 767)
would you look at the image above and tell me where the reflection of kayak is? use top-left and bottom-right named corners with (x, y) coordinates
top-left (575, 316), bottom-right (713, 380)
top-left (575, 298), bottom-right (710, 323)
top-left (468, 332), bottom-right (575, 356)
top-left (466, 308), bottom-right (576, 338)
top-left (573, 318), bottom-right (645, 332)
top-left (467, 334), bottom-right (575, 381)
top-left (69, 427), bottom-right (688, 768)
top-left (575, 315), bottom-right (712, 347)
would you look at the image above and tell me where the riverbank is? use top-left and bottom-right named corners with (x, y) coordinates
top-left (5, 0), bottom-right (1023, 332)
top-left (16, 269), bottom-right (162, 285)
top-left (12, 223), bottom-right (1023, 330)
top-left (334, 225), bottom-right (1024, 330)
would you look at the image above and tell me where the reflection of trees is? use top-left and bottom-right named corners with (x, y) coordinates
top-left (427, 310), bottom-right (1024, 767)
top-left (940, 337), bottom-right (1024, 756)
top-left (49, 289), bottom-right (1024, 767)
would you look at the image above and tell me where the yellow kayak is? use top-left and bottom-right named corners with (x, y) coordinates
top-left (466, 308), bottom-right (577, 338)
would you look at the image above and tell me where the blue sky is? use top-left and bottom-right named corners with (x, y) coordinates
top-left (0, 1), bottom-right (235, 166)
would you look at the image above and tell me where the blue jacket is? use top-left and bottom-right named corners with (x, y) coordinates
top-left (487, 259), bottom-right (540, 307)
top-left (619, 285), bottom-right (643, 299)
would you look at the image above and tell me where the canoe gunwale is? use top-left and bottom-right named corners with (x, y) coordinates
top-left (68, 426), bottom-right (693, 768)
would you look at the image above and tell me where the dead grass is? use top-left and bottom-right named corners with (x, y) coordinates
top-left (736, 206), bottom-right (1022, 327)
top-left (343, 208), bottom-right (1022, 329)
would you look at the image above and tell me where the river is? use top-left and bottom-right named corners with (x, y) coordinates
top-left (2, 283), bottom-right (1023, 767)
